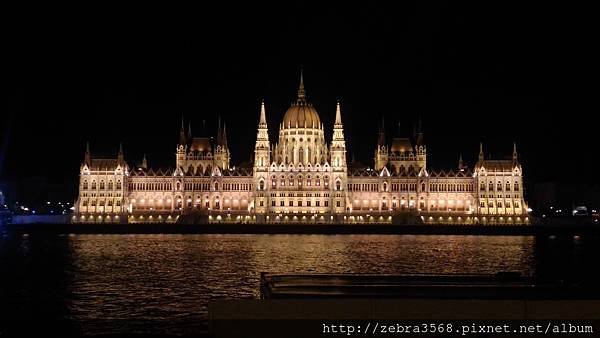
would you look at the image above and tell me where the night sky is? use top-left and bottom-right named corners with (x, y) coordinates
top-left (3, 2), bottom-right (598, 203)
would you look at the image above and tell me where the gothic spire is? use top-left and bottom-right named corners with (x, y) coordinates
top-left (416, 114), bottom-right (424, 146)
top-left (335, 100), bottom-right (342, 126)
top-left (259, 99), bottom-right (267, 126)
top-left (222, 122), bottom-right (228, 147)
top-left (217, 116), bottom-right (222, 144)
top-left (179, 114), bottom-right (186, 145)
top-left (297, 67), bottom-right (306, 103)
top-left (118, 142), bottom-right (124, 162)
top-left (513, 142), bottom-right (518, 161)
top-left (84, 141), bottom-right (91, 165)
top-left (378, 118), bottom-right (386, 146)
top-left (141, 153), bottom-right (147, 169)
top-left (188, 121), bottom-right (192, 140)
top-left (479, 142), bottom-right (484, 161)
top-left (458, 153), bottom-right (464, 169)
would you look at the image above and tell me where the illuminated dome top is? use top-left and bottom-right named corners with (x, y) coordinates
top-left (282, 71), bottom-right (321, 129)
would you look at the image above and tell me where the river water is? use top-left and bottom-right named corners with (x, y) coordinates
top-left (0, 234), bottom-right (597, 336)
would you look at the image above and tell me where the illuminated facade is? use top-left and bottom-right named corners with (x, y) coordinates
top-left (74, 72), bottom-right (529, 224)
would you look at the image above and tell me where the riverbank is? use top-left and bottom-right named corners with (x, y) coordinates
top-left (2, 223), bottom-right (600, 236)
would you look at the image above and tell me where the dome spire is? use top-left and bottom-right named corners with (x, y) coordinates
top-left (297, 67), bottom-right (306, 103)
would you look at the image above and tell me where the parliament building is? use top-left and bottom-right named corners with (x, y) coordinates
top-left (73, 72), bottom-right (529, 224)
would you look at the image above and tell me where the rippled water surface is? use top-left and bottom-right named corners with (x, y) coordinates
top-left (0, 234), bottom-right (596, 336)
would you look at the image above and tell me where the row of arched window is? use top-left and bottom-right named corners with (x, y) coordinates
top-left (129, 182), bottom-right (173, 191)
top-left (391, 183), bottom-right (417, 192)
top-left (480, 200), bottom-right (521, 209)
top-left (81, 199), bottom-right (122, 207)
top-left (480, 181), bottom-right (520, 192)
top-left (429, 183), bottom-right (474, 192)
top-left (270, 175), bottom-right (330, 189)
top-left (82, 180), bottom-right (122, 190)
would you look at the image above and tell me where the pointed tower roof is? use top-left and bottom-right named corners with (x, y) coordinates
top-left (479, 142), bottom-right (484, 161)
top-left (335, 100), bottom-right (342, 126)
top-left (188, 121), bottom-right (192, 139)
top-left (378, 117), bottom-right (386, 146)
top-left (217, 116), bottom-right (222, 144)
top-left (179, 114), bottom-right (186, 145)
top-left (459, 153), bottom-right (464, 169)
top-left (415, 114), bottom-right (424, 146)
top-left (117, 142), bottom-right (124, 163)
top-left (141, 153), bottom-right (147, 169)
top-left (259, 99), bottom-right (267, 126)
top-left (222, 123), bottom-right (228, 147)
top-left (513, 142), bottom-right (518, 161)
top-left (84, 141), bottom-right (91, 165)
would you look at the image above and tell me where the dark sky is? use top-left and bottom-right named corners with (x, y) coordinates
top-left (3, 2), bottom-right (598, 203)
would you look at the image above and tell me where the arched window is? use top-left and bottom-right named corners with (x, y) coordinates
top-left (383, 182), bottom-right (388, 192)
top-left (421, 183), bottom-right (425, 192)
top-left (514, 182), bottom-right (519, 191)
top-left (83, 180), bottom-right (88, 190)
top-left (289, 175), bottom-right (294, 186)
top-left (271, 176), bottom-right (276, 187)
top-left (506, 182), bottom-right (511, 191)
top-left (108, 181), bottom-right (113, 190)
top-left (497, 181), bottom-right (502, 191)
top-left (324, 176), bottom-right (329, 187)
top-left (306, 175), bottom-right (311, 186)
top-left (116, 180), bottom-right (122, 189)
top-left (336, 181), bottom-right (341, 191)
top-left (259, 180), bottom-right (265, 190)
top-left (488, 181), bottom-right (493, 191)
top-left (92, 181), bottom-right (97, 189)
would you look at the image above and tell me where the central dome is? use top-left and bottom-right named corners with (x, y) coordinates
top-left (281, 70), bottom-right (321, 129)
top-left (282, 102), bottom-right (321, 129)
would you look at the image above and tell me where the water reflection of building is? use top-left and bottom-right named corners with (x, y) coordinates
top-left (74, 72), bottom-right (529, 225)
